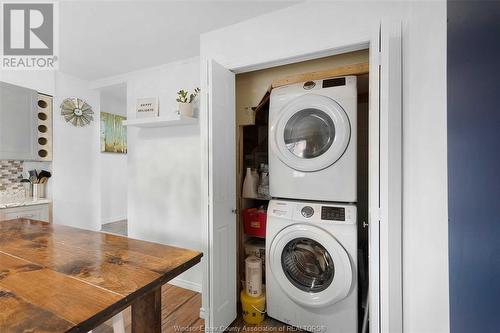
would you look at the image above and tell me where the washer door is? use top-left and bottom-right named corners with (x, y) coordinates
top-left (270, 94), bottom-right (351, 172)
top-left (269, 224), bottom-right (353, 308)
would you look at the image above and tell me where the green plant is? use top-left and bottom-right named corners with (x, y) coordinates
top-left (176, 87), bottom-right (200, 103)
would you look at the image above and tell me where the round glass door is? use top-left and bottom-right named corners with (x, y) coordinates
top-left (281, 237), bottom-right (335, 293)
top-left (269, 224), bottom-right (353, 308)
top-left (284, 109), bottom-right (335, 159)
top-left (270, 94), bottom-right (351, 172)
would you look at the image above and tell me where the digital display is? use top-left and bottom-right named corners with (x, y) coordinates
top-left (322, 77), bottom-right (346, 88)
top-left (321, 207), bottom-right (345, 221)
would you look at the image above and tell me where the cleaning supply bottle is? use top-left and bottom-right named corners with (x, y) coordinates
top-left (258, 172), bottom-right (269, 198)
top-left (251, 169), bottom-right (259, 196)
top-left (245, 256), bottom-right (262, 297)
top-left (242, 168), bottom-right (257, 198)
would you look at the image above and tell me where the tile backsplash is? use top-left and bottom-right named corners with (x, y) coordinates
top-left (0, 160), bottom-right (24, 193)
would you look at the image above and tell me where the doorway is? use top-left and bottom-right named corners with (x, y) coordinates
top-left (98, 83), bottom-right (128, 236)
top-left (233, 50), bottom-right (369, 331)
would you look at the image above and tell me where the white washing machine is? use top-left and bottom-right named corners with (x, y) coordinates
top-left (266, 199), bottom-right (357, 332)
top-left (269, 76), bottom-right (357, 202)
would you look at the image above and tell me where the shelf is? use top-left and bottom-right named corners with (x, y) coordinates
top-left (123, 115), bottom-right (197, 128)
top-left (242, 195), bottom-right (271, 201)
top-left (244, 234), bottom-right (266, 239)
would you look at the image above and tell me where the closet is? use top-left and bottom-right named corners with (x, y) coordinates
top-left (233, 49), bottom-right (370, 331)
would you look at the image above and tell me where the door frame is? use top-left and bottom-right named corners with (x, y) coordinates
top-left (200, 21), bottom-right (402, 333)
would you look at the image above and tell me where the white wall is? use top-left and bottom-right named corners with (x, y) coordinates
top-left (92, 57), bottom-right (202, 291)
top-left (0, 70), bottom-right (101, 231)
top-left (201, 1), bottom-right (448, 332)
top-left (100, 84), bottom-right (128, 224)
top-left (402, 2), bottom-right (448, 332)
top-left (53, 72), bottom-right (101, 231)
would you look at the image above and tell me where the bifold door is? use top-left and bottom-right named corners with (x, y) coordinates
top-left (207, 60), bottom-right (237, 331)
top-left (370, 20), bottom-right (403, 333)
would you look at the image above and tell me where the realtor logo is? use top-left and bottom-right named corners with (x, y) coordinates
top-left (1, 2), bottom-right (58, 69)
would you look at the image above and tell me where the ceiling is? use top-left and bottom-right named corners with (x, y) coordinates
top-left (59, 1), bottom-right (299, 80)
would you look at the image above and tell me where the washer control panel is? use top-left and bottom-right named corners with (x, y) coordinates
top-left (321, 206), bottom-right (345, 221)
top-left (268, 200), bottom-right (356, 225)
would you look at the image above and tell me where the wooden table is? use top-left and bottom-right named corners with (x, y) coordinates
top-left (0, 219), bottom-right (203, 333)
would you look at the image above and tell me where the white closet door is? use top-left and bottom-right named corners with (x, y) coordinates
top-left (370, 20), bottom-right (403, 333)
top-left (208, 60), bottom-right (237, 331)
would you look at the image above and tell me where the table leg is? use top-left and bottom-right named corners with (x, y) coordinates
top-left (132, 286), bottom-right (161, 333)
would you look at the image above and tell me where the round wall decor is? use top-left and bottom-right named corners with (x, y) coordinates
top-left (60, 97), bottom-right (94, 127)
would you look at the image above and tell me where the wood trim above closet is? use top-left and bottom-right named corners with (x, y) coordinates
top-left (271, 62), bottom-right (369, 88)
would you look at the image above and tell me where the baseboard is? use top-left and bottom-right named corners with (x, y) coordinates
top-left (199, 307), bottom-right (206, 320)
top-left (169, 277), bottom-right (202, 293)
top-left (101, 216), bottom-right (127, 225)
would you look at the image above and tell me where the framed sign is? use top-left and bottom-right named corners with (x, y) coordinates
top-left (136, 97), bottom-right (159, 118)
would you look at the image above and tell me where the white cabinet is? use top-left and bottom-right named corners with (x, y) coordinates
top-left (0, 81), bottom-right (38, 160)
top-left (0, 204), bottom-right (50, 222)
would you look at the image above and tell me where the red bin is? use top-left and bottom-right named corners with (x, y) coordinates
top-left (243, 208), bottom-right (267, 238)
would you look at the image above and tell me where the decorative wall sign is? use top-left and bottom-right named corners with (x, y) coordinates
top-left (136, 97), bottom-right (159, 118)
top-left (100, 112), bottom-right (127, 154)
top-left (60, 97), bottom-right (94, 127)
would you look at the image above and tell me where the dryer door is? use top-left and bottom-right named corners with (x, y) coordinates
top-left (270, 94), bottom-right (351, 172)
top-left (269, 224), bottom-right (354, 308)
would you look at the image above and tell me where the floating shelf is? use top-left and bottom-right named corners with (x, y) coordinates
top-left (123, 115), bottom-right (197, 128)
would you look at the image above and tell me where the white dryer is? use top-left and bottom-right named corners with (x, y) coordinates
top-left (269, 76), bottom-right (357, 202)
top-left (266, 199), bottom-right (357, 332)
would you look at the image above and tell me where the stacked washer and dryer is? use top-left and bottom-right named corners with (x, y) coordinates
top-left (266, 76), bottom-right (358, 332)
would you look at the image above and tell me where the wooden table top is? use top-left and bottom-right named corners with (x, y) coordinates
top-left (0, 219), bottom-right (203, 333)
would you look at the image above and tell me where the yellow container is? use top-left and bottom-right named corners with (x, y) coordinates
top-left (240, 289), bottom-right (266, 324)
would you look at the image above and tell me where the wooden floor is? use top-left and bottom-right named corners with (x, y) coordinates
top-left (94, 283), bottom-right (300, 333)
top-left (227, 316), bottom-right (304, 332)
top-left (94, 284), bottom-right (203, 333)
top-left (96, 222), bottom-right (298, 333)
top-left (101, 220), bottom-right (128, 236)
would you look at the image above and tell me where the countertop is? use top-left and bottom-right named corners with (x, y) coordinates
top-left (0, 197), bottom-right (51, 209)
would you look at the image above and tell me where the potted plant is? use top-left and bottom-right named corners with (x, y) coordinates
top-left (176, 88), bottom-right (200, 117)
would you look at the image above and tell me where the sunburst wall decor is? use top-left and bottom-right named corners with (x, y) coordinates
top-left (60, 97), bottom-right (94, 127)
